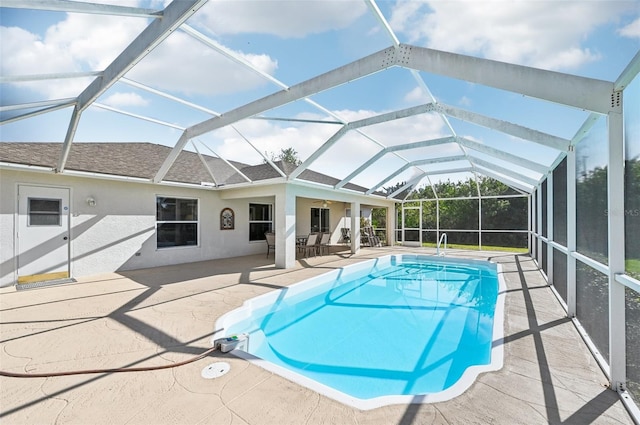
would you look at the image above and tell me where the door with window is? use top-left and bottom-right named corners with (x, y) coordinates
top-left (17, 185), bottom-right (70, 283)
top-left (311, 207), bottom-right (330, 233)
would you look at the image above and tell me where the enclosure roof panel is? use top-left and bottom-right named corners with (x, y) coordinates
top-left (1, 1), bottom-right (638, 197)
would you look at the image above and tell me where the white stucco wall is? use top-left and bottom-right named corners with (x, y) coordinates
top-left (295, 198), bottom-right (352, 244)
top-left (0, 169), bottom-right (273, 287)
top-left (1, 168), bottom-right (396, 287)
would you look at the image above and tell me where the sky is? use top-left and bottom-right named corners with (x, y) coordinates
top-left (1, 0), bottom-right (639, 192)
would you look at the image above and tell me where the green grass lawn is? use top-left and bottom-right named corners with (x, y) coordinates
top-left (419, 242), bottom-right (528, 253)
top-left (627, 259), bottom-right (640, 280)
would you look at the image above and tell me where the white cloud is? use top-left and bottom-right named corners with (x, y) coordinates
top-left (42, 13), bottom-right (147, 70)
top-left (619, 17), bottom-right (640, 38)
top-left (102, 92), bottom-right (150, 107)
top-left (1, 9), bottom-right (279, 99)
top-left (1, 14), bottom-right (147, 99)
top-left (195, 0), bottom-right (367, 37)
top-left (127, 30), bottom-right (278, 96)
top-left (458, 96), bottom-right (472, 107)
top-left (209, 107), bottom-right (447, 187)
top-left (404, 86), bottom-right (431, 103)
top-left (389, 0), bottom-right (633, 71)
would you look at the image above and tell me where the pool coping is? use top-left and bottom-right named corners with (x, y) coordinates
top-left (213, 254), bottom-right (506, 411)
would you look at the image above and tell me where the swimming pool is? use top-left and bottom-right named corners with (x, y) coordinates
top-left (214, 254), bottom-right (505, 410)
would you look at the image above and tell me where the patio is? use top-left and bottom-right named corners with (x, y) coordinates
top-left (0, 247), bottom-right (633, 424)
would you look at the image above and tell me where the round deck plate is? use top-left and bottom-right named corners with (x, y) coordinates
top-left (201, 362), bottom-right (230, 379)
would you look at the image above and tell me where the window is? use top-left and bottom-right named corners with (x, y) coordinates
top-left (156, 197), bottom-right (198, 248)
top-left (249, 203), bottom-right (272, 241)
top-left (28, 198), bottom-right (61, 226)
top-left (311, 208), bottom-right (330, 232)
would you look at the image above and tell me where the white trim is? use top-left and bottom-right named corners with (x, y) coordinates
top-left (615, 273), bottom-right (640, 293)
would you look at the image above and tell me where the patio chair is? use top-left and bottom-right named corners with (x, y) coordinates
top-left (361, 226), bottom-right (381, 247)
top-left (299, 233), bottom-right (319, 258)
top-left (317, 232), bottom-right (331, 255)
top-left (340, 227), bottom-right (350, 245)
top-left (265, 232), bottom-right (276, 258)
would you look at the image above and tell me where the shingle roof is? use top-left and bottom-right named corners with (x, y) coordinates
top-left (0, 142), bottom-right (232, 184)
top-left (0, 142), bottom-right (378, 194)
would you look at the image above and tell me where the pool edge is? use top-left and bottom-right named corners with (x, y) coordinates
top-left (213, 254), bottom-right (507, 411)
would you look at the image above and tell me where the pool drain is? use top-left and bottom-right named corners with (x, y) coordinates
top-left (201, 362), bottom-right (230, 379)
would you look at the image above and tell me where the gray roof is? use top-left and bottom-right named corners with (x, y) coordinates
top-left (0, 142), bottom-right (376, 194)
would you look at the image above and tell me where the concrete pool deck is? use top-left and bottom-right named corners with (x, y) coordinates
top-left (0, 247), bottom-right (634, 424)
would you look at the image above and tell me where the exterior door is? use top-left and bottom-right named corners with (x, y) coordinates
top-left (17, 185), bottom-right (70, 284)
top-left (310, 207), bottom-right (330, 233)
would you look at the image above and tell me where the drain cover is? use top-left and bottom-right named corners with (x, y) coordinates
top-left (201, 362), bottom-right (230, 379)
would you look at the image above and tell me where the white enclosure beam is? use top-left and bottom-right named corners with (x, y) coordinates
top-left (0, 71), bottom-right (102, 83)
top-left (190, 141), bottom-right (218, 186)
top-left (381, 167), bottom-right (474, 197)
top-left (615, 49), bottom-right (640, 91)
top-left (197, 141), bottom-right (252, 183)
top-left (375, 155), bottom-right (468, 195)
top-left (120, 77), bottom-right (220, 117)
top-left (403, 44), bottom-right (615, 114)
top-left (182, 20), bottom-right (396, 175)
top-left (547, 172), bottom-right (554, 284)
top-left (536, 182), bottom-right (543, 261)
top-left (348, 103), bottom-right (436, 130)
top-left (181, 24), bottom-right (288, 91)
top-left (155, 46), bottom-right (398, 182)
top-left (476, 167), bottom-right (534, 194)
top-left (438, 104), bottom-right (571, 151)
top-left (0, 102), bottom-right (75, 125)
top-left (607, 108), bottom-right (626, 391)
top-left (187, 46), bottom-right (396, 138)
top-left (335, 136), bottom-right (456, 189)
top-left (571, 113), bottom-right (602, 147)
top-left (1, 0), bottom-right (162, 18)
top-left (567, 148), bottom-right (577, 317)
top-left (388, 173), bottom-right (430, 199)
top-left (457, 137), bottom-right (549, 174)
top-left (288, 126), bottom-right (348, 180)
top-left (57, 110), bottom-right (81, 172)
top-left (75, 0), bottom-right (206, 114)
top-left (92, 103), bottom-right (186, 130)
top-left (0, 98), bottom-right (77, 113)
top-left (290, 103), bottom-right (437, 180)
top-left (365, 0), bottom-right (400, 46)
top-left (468, 156), bottom-right (539, 186)
top-left (59, 0), bottom-right (207, 173)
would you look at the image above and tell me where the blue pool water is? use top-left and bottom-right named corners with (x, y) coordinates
top-left (217, 255), bottom-right (504, 409)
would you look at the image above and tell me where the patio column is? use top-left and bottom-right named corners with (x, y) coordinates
top-left (274, 186), bottom-right (296, 269)
top-left (386, 205), bottom-right (395, 246)
top-left (566, 147), bottom-right (577, 317)
top-left (351, 202), bottom-right (360, 254)
top-left (607, 107), bottom-right (625, 391)
top-left (536, 183), bottom-right (543, 266)
top-left (547, 172), bottom-right (554, 285)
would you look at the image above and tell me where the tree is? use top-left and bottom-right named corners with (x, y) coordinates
top-left (265, 147), bottom-right (302, 165)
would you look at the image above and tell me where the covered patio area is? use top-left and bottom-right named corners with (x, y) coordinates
top-left (0, 247), bottom-right (632, 424)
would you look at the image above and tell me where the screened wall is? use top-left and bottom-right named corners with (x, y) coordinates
top-left (394, 69), bottom-right (639, 414)
top-left (394, 176), bottom-right (529, 250)
top-left (531, 71), bottom-right (640, 409)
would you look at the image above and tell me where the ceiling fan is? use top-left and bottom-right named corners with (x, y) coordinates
top-left (313, 200), bottom-right (335, 208)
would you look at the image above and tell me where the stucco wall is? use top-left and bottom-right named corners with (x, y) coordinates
top-left (295, 198), bottom-right (352, 244)
top-left (0, 170), bottom-right (273, 287)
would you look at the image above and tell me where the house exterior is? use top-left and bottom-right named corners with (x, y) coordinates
top-left (0, 143), bottom-right (395, 288)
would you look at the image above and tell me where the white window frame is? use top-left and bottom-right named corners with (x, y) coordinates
top-left (156, 195), bottom-right (199, 249)
top-left (249, 203), bottom-right (273, 242)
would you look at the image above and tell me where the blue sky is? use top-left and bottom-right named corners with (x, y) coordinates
top-left (1, 0), bottom-right (639, 190)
